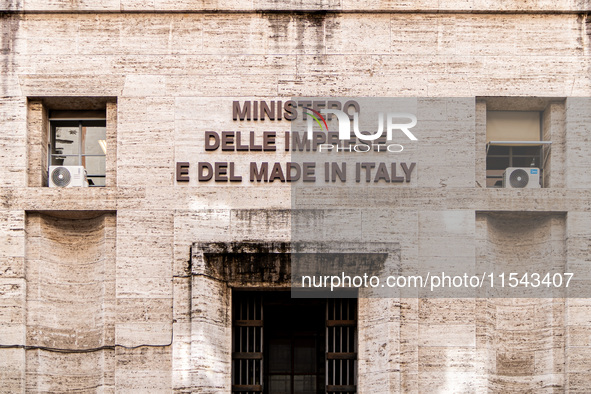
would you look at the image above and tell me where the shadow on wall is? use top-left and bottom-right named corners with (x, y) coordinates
top-left (477, 212), bottom-right (566, 391)
top-left (25, 211), bottom-right (116, 392)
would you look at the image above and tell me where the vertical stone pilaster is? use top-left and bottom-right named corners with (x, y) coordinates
top-left (26, 100), bottom-right (47, 187)
top-left (565, 97), bottom-right (591, 188)
top-left (105, 101), bottom-right (117, 187)
top-left (0, 210), bottom-right (26, 393)
top-left (475, 99), bottom-right (487, 188)
top-left (172, 276), bottom-right (192, 391)
top-left (358, 297), bottom-right (402, 393)
top-left (565, 212), bottom-right (591, 391)
top-left (190, 250), bottom-right (232, 392)
top-left (543, 101), bottom-right (566, 188)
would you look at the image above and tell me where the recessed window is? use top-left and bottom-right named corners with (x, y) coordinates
top-left (486, 111), bottom-right (550, 188)
top-left (49, 112), bottom-right (106, 187)
top-left (232, 291), bottom-right (357, 394)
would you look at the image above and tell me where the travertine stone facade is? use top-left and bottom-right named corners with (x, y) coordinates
top-left (1, 1), bottom-right (591, 393)
top-left (25, 212), bottom-right (116, 392)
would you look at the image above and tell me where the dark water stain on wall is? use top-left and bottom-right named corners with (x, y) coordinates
top-left (586, 13), bottom-right (591, 49)
top-left (583, 13), bottom-right (591, 86)
top-left (264, 11), bottom-right (327, 55)
top-left (1, 11), bottom-right (20, 96)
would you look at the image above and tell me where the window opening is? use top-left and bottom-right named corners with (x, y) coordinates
top-left (49, 118), bottom-right (106, 187)
top-left (485, 111), bottom-right (550, 188)
top-left (232, 292), bottom-right (357, 394)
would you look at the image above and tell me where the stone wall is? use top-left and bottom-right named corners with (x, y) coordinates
top-left (0, 2), bottom-right (590, 393)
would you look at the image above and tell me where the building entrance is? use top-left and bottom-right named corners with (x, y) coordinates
top-left (232, 291), bottom-right (357, 393)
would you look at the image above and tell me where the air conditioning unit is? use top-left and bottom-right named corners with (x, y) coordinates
top-left (503, 167), bottom-right (540, 188)
top-left (49, 166), bottom-right (89, 187)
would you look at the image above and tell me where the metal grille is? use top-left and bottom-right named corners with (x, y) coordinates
top-left (51, 166), bottom-right (71, 187)
top-left (509, 168), bottom-right (529, 188)
top-left (232, 294), bottom-right (357, 393)
top-left (232, 293), bottom-right (263, 393)
top-left (326, 299), bottom-right (357, 393)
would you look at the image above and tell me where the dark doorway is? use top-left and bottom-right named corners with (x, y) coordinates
top-left (265, 293), bottom-right (326, 394)
top-left (232, 291), bottom-right (357, 394)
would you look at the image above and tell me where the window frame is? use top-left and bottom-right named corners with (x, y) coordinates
top-left (485, 110), bottom-right (552, 188)
top-left (231, 291), bottom-right (358, 394)
top-left (486, 144), bottom-right (546, 187)
top-left (48, 117), bottom-right (107, 187)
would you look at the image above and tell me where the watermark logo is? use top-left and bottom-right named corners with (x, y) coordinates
top-left (303, 107), bottom-right (329, 132)
top-left (305, 107), bottom-right (418, 142)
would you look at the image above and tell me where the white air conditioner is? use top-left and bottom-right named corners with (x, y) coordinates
top-left (49, 166), bottom-right (89, 187)
top-left (503, 167), bottom-right (540, 188)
